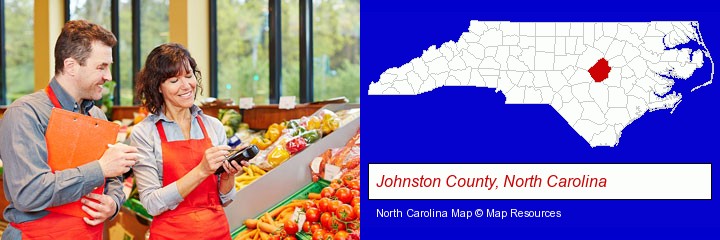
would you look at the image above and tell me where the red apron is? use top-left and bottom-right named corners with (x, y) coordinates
top-left (148, 116), bottom-right (231, 240)
top-left (10, 86), bottom-right (104, 239)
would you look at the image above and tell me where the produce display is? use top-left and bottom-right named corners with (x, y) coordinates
top-left (233, 109), bottom-right (357, 191)
top-left (219, 109), bottom-right (245, 138)
top-left (310, 131), bottom-right (360, 182)
top-left (234, 130), bottom-right (362, 240)
top-left (233, 176), bottom-right (361, 240)
top-left (234, 164), bottom-right (268, 189)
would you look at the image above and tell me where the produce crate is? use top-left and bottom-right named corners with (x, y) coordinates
top-left (224, 103), bottom-right (359, 231)
top-left (230, 180), bottom-right (330, 239)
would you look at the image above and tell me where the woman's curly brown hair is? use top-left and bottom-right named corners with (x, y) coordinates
top-left (135, 43), bottom-right (202, 115)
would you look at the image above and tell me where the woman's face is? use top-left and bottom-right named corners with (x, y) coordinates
top-left (160, 62), bottom-right (197, 110)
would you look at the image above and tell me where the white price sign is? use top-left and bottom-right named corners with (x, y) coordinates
top-left (279, 96), bottom-right (296, 109)
top-left (239, 97), bottom-right (254, 109)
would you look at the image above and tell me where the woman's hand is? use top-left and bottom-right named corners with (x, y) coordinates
top-left (220, 159), bottom-right (247, 179)
top-left (198, 145), bottom-right (231, 176)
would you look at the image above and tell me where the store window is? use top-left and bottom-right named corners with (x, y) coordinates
top-left (312, 0), bottom-right (360, 103)
top-left (69, 0), bottom-right (111, 29)
top-left (216, 0), bottom-right (270, 104)
top-left (123, 0), bottom-right (169, 105)
top-left (118, 0), bottom-right (133, 105)
top-left (139, 0), bottom-right (168, 71)
top-left (3, 0), bottom-right (35, 104)
top-left (281, 0), bottom-right (299, 100)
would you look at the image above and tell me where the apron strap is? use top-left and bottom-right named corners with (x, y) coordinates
top-left (45, 85), bottom-right (62, 109)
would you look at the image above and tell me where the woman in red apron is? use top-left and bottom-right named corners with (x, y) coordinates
top-left (130, 43), bottom-right (244, 240)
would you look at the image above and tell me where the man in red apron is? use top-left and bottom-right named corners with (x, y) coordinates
top-left (130, 43), bottom-right (244, 240)
top-left (0, 20), bottom-right (139, 239)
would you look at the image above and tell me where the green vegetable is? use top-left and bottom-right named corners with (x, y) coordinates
top-left (300, 129), bottom-right (322, 143)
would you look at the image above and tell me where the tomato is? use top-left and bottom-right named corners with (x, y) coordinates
top-left (317, 198), bottom-right (330, 213)
top-left (346, 221), bottom-right (359, 230)
top-left (350, 189), bottom-right (360, 198)
top-left (312, 229), bottom-right (327, 240)
top-left (284, 237), bottom-right (297, 240)
top-left (347, 179), bottom-right (360, 191)
top-left (335, 204), bottom-right (356, 221)
top-left (306, 207), bottom-right (320, 222)
top-left (302, 221), bottom-right (311, 233)
top-left (329, 182), bottom-right (341, 190)
top-left (310, 222), bottom-right (322, 234)
top-left (350, 197), bottom-right (360, 207)
top-left (302, 200), bottom-right (315, 210)
top-left (320, 212), bottom-right (333, 230)
top-left (333, 230), bottom-right (350, 240)
top-left (341, 174), bottom-right (354, 186)
top-left (353, 204), bottom-right (360, 220)
top-left (320, 187), bottom-right (335, 198)
top-left (324, 233), bottom-right (334, 240)
top-left (332, 178), bottom-right (343, 186)
top-left (334, 230), bottom-right (350, 240)
top-left (269, 236), bottom-right (281, 240)
top-left (334, 187), bottom-right (352, 204)
top-left (329, 218), bottom-right (346, 233)
top-left (327, 200), bottom-right (341, 214)
top-left (284, 220), bottom-right (299, 235)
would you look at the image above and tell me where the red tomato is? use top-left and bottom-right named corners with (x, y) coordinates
top-left (306, 207), bottom-right (320, 222)
top-left (323, 233), bottom-right (334, 240)
top-left (317, 198), bottom-right (330, 213)
top-left (302, 200), bottom-right (315, 210)
top-left (329, 182), bottom-right (341, 190)
top-left (320, 187), bottom-right (335, 198)
top-left (341, 174), bottom-right (354, 186)
top-left (346, 221), bottom-right (359, 230)
top-left (320, 212), bottom-right (333, 230)
top-left (302, 221), bottom-right (311, 233)
top-left (350, 197), bottom-right (360, 207)
top-left (350, 189), bottom-right (360, 198)
top-left (334, 230), bottom-right (350, 240)
top-left (284, 237), bottom-right (297, 240)
top-left (329, 218), bottom-right (346, 233)
top-left (347, 179), bottom-right (360, 191)
top-left (334, 187), bottom-right (352, 204)
top-left (312, 229), bottom-right (327, 240)
top-left (309, 222), bottom-right (322, 234)
top-left (335, 204), bottom-right (356, 221)
top-left (353, 204), bottom-right (360, 220)
top-left (284, 220), bottom-right (299, 235)
top-left (327, 200), bottom-right (341, 214)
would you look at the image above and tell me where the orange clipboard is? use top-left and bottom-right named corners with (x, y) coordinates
top-left (44, 108), bottom-right (119, 218)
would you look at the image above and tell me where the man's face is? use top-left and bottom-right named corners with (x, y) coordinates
top-left (76, 41), bottom-right (113, 101)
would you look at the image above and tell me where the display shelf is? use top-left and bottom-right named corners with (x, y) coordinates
top-left (224, 103), bottom-right (360, 231)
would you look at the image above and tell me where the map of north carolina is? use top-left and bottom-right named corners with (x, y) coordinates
top-left (368, 21), bottom-right (714, 147)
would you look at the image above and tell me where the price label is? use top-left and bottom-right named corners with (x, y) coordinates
top-left (239, 97), bottom-right (254, 109)
top-left (279, 96), bottom-right (297, 109)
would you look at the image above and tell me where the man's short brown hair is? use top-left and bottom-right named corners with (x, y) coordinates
top-left (54, 20), bottom-right (117, 74)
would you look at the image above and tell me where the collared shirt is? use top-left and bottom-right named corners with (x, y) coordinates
top-left (129, 105), bottom-right (237, 216)
top-left (0, 79), bottom-right (125, 238)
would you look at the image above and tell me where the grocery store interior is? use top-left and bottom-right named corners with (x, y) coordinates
top-left (0, 0), bottom-right (360, 239)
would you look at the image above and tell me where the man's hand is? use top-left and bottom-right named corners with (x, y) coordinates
top-left (99, 143), bottom-right (139, 177)
top-left (80, 193), bottom-right (117, 226)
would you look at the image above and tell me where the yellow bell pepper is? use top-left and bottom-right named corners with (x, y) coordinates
top-left (306, 116), bottom-right (322, 130)
top-left (264, 127), bottom-right (281, 142)
top-left (267, 145), bottom-right (291, 167)
top-left (250, 136), bottom-right (272, 150)
top-left (321, 117), bottom-right (340, 135)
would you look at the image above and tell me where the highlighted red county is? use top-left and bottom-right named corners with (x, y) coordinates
top-left (588, 58), bottom-right (611, 83)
